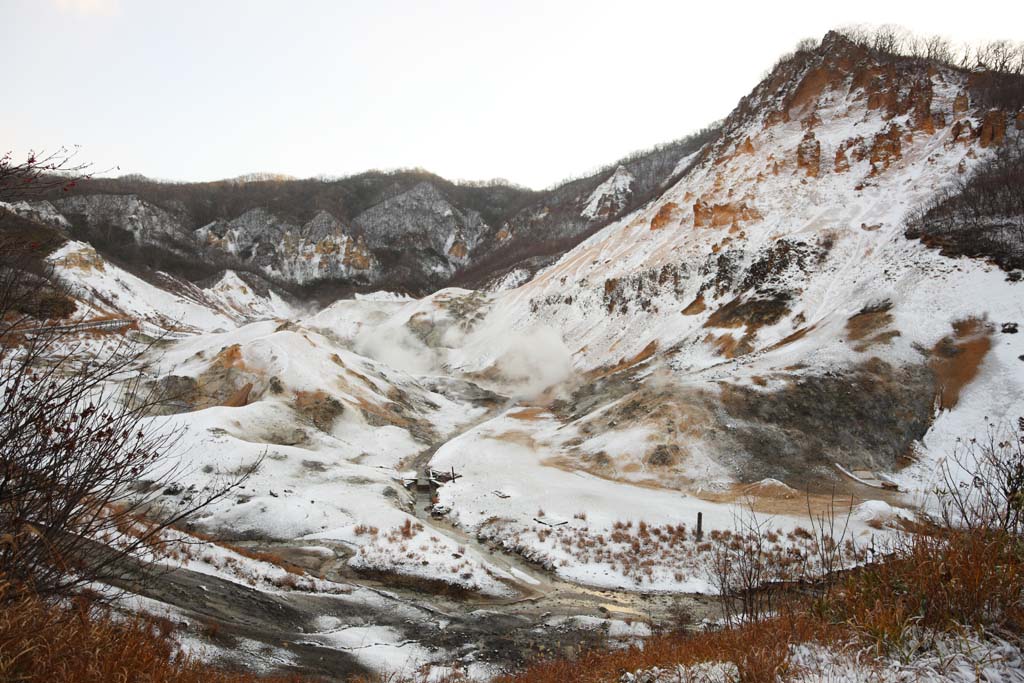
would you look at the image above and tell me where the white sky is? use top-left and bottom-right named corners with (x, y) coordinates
top-left (1, 0), bottom-right (1020, 188)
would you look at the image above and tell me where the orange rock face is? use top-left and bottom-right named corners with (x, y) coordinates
top-left (834, 148), bottom-right (850, 174)
top-left (906, 79), bottom-right (936, 133)
top-left (343, 236), bottom-right (372, 270)
top-left (694, 200), bottom-right (761, 229)
top-left (869, 124), bottom-right (902, 175)
top-left (448, 241), bottom-right (468, 259)
top-left (950, 119), bottom-right (975, 145)
top-left (738, 137), bottom-right (756, 155)
top-left (765, 109), bottom-right (789, 127)
top-left (787, 66), bottom-right (832, 118)
top-left (693, 201), bottom-right (713, 228)
top-left (953, 92), bottom-right (969, 114)
top-left (833, 136), bottom-right (865, 174)
top-left (650, 202), bottom-right (679, 230)
top-left (796, 131), bottom-right (821, 178)
top-left (867, 88), bottom-right (899, 118)
top-left (315, 237), bottom-right (340, 255)
top-left (1017, 112), bottom-right (1024, 130)
top-left (979, 110), bottom-right (1006, 148)
top-left (496, 228), bottom-right (511, 241)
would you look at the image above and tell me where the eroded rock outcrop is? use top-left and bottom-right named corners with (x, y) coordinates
top-left (796, 131), bottom-right (821, 177)
top-left (869, 124), bottom-right (903, 174)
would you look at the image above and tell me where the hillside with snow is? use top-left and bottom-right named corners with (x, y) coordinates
top-left (4, 28), bottom-right (1024, 682)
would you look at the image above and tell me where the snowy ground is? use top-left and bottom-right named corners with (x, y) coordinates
top-left (22, 42), bottom-right (1024, 680)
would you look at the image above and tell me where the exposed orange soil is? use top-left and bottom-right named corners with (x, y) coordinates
top-left (222, 382), bottom-right (253, 408)
top-left (508, 406), bottom-right (550, 421)
top-left (681, 294), bottom-right (706, 315)
top-left (649, 202), bottom-right (679, 231)
top-left (930, 317), bottom-right (993, 410)
top-left (214, 344), bottom-right (246, 370)
top-left (491, 430), bottom-right (540, 449)
top-left (584, 340), bottom-right (659, 381)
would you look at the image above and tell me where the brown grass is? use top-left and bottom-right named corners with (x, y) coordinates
top-left (0, 587), bottom-right (303, 683)
top-left (8, 522), bottom-right (1022, 683)
top-left (846, 308), bottom-right (892, 341)
top-left (846, 302), bottom-right (901, 352)
top-left (182, 529), bottom-right (307, 577)
top-left (703, 332), bottom-right (752, 358)
top-left (495, 613), bottom-right (833, 683)
top-left (825, 529), bottom-right (1024, 647)
top-left (495, 524), bottom-right (1024, 682)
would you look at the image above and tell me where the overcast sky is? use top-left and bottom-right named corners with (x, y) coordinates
top-left (1, 0), bottom-right (1019, 188)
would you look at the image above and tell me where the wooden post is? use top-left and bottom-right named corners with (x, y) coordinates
top-left (696, 511), bottom-right (703, 541)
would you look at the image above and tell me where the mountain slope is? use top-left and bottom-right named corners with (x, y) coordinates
top-left (312, 32), bottom-right (1024, 592)
top-left (135, 30), bottom-right (1024, 600)
top-left (9, 29), bottom-right (1024, 677)
top-left (459, 32), bottom-right (1024, 482)
top-left (20, 131), bottom-right (715, 300)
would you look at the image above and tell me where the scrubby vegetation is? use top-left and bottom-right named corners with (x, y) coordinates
top-left (487, 423), bottom-right (1024, 683)
top-left (907, 136), bottom-right (1024, 272)
top-left (0, 584), bottom-right (303, 683)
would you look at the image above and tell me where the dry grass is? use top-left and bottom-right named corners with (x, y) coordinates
top-left (495, 613), bottom-right (833, 683)
top-left (8, 515), bottom-right (1023, 683)
top-left (824, 529), bottom-right (1024, 651)
top-left (846, 301), bottom-right (900, 352)
top-left (0, 587), bottom-right (302, 683)
top-left (477, 516), bottom-right (861, 589)
top-left (492, 524), bottom-right (1024, 682)
top-left (703, 331), bottom-right (750, 358)
top-left (178, 528), bottom-right (307, 578)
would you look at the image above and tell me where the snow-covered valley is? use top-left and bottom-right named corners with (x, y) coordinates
top-left (4, 29), bottom-right (1024, 681)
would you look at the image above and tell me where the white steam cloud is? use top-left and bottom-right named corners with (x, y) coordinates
top-left (353, 323), bottom-right (438, 376)
top-left (486, 325), bottom-right (574, 399)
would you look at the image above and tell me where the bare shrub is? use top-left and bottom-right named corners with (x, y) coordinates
top-left (934, 420), bottom-right (1024, 535)
top-left (0, 147), bottom-right (91, 202)
top-left (906, 135), bottom-right (1024, 271)
top-left (805, 488), bottom-right (856, 591)
top-left (0, 250), bottom-right (255, 602)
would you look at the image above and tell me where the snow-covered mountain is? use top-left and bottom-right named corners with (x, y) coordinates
top-left (17, 133), bottom-right (713, 298)
top-left (7, 29), bottom-right (1024, 677)
top-left (45, 239), bottom-right (300, 332)
top-left (100, 28), bottom-right (1019, 584)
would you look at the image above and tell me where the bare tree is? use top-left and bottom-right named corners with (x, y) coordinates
top-left (805, 488), bottom-right (855, 593)
top-left (706, 503), bottom-right (788, 626)
top-left (871, 24), bottom-right (908, 55)
top-left (935, 421), bottom-right (1024, 536)
top-left (0, 145), bottom-right (258, 602)
top-left (0, 233), bottom-right (255, 603)
top-left (0, 147), bottom-right (92, 203)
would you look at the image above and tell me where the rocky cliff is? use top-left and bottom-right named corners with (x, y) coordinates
top-left (22, 130), bottom-right (714, 299)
